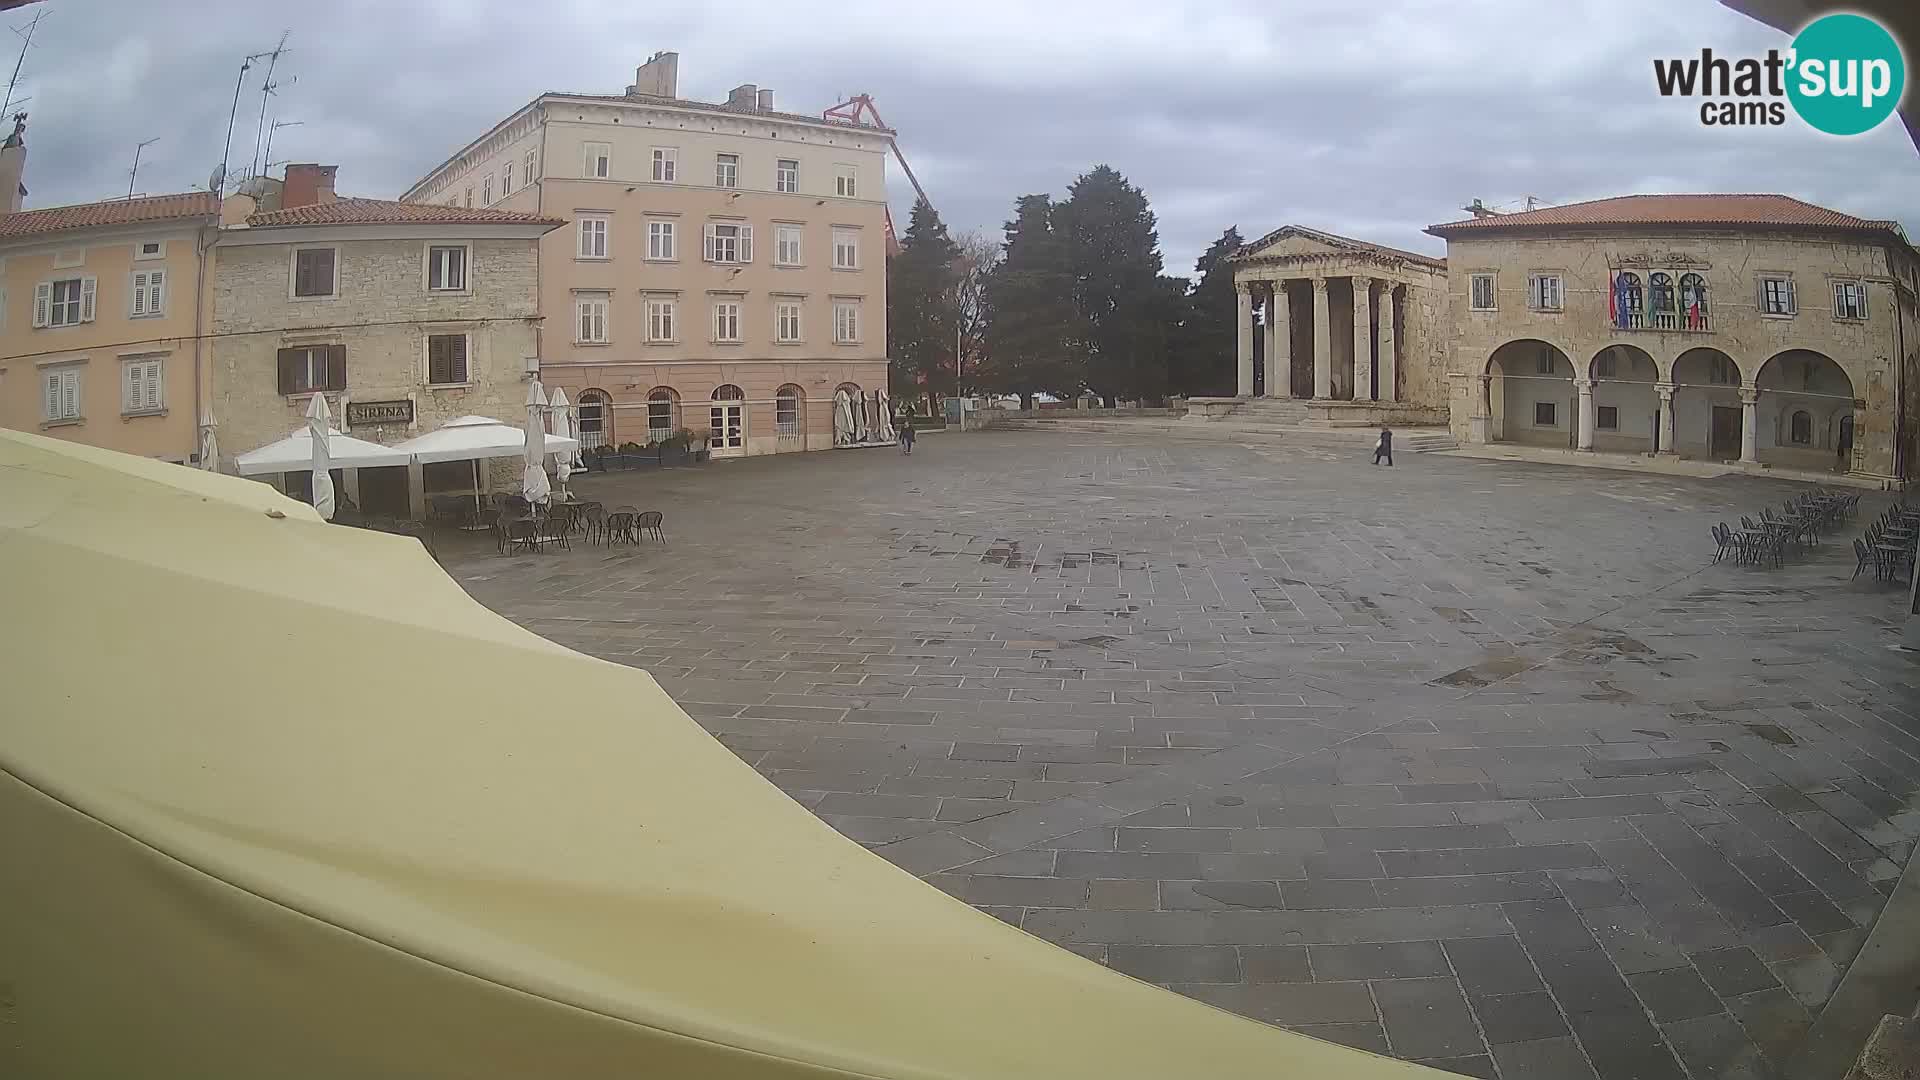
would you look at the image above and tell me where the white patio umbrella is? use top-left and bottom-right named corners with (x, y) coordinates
top-left (234, 428), bottom-right (409, 476)
top-left (548, 387), bottom-right (576, 499)
top-left (834, 389), bottom-right (855, 446)
top-left (392, 414), bottom-right (577, 517)
top-left (306, 394), bottom-right (336, 521)
top-left (523, 380), bottom-right (551, 506)
top-left (197, 424), bottom-right (219, 472)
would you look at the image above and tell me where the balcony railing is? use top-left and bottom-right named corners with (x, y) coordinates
top-left (1611, 308), bottom-right (1711, 333)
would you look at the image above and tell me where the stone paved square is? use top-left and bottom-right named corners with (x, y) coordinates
top-left (446, 430), bottom-right (1920, 1078)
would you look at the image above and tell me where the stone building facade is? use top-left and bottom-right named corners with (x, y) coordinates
top-left (1228, 226), bottom-right (1450, 424)
top-left (400, 52), bottom-right (891, 458)
top-left (1426, 195), bottom-right (1919, 482)
top-left (209, 167), bottom-right (561, 513)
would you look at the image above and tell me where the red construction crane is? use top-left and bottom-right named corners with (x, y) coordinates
top-left (821, 94), bottom-right (927, 256)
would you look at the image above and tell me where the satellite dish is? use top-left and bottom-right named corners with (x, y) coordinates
top-left (208, 164), bottom-right (226, 192)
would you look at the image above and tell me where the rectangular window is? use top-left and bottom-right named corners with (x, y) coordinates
top-left (482, 177), bottom-right (493, 205)
top-left (135, 240), bottom-right (165, 260)
top-left (646, 298), bottom-right (676, 343)
top-left (276, 344), bottom-right (344, 395)
top-left (1469, 273), bottom-right (1495, 311)
top-left (832, 228), bottom-right (859, 270)
top-left (647, 220), bottom-right (676, 260)
top-left (43, 367), bottom-right (80, 422)
top-left (35, 276), bottom-right (97, 327)
top-left (584, 141), bottom-right (611, 179)
top-left (712, 301), bottom-right (741, 342)
top-left (834, 300), bottom-right (860, 343)
top-left (1595, 353), bottom-right (1616, 379)
top-left (578, 216), bottom-right (609, 259)
top-left (775, 300), bottom-right (802, 343)
top-left (292, 248), bottom-right (336, 298)
top-left (703, 222), bottom-right (752, 263)
top-left (523, 148), bottom-right (537, 182)
top-left (464, 188), bottom-right (473, 208)
top-left (651, 147), bottom-right (677, 182)
top-left (426, 333), bottom-right (470, 385)
top-left (648, 397), bottom-right (674, 441)
top-left (502, 162), bottom-right (514, 195)
top-left (714, 153), bottom-right (739, 188)
top-left (776, 158), bottom-right (799, 193)
top-left (427, 245), bottom-right (467, 291)
top-left (575, 294), bottom-right (609, 343)
top-left (122, 357), bottom-right (164, 414)
top-left (1709, 356), bottom-right (1737, 385)
top-left (1761, 276), bottom-right (1796, 316)
top-left (129, 268), bottom-right (165, 317)
top-left (834, 164), bottom-right (857, 198)
top-left (777, 393), bottom-right (800, 435)
top-left (1535, 352), bottom-right (1555, 375)
top-left (1596, 405), bottom-right (1619, 431)
top-left (1833, 280), bottom-right (1867, 320)
top-left (1534, 401), bottom-right (1556, 427)
top-left (1527, 273), bottom-right (1563, 311)
top-left (775, 224), bottom-right (803, 266)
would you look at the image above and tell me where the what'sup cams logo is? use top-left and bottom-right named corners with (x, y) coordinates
top-left (1654, 12), bottom-right (1906, 135)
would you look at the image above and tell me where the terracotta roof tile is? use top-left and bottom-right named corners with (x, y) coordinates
top-left (246, 197), bottom-right (563, 228)
top-left (0, 191), bottom-right (216, 239)
top-left (1426, 194), bottom-right (1903, 237)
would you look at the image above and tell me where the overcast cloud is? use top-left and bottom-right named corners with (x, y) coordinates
top-left (11, 0), bottom-right (1920, 274)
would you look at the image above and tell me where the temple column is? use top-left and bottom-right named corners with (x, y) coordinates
top-left (1312, 278), bottom-right (1332, 400)
top-left (1655, 382), bottom-right (1676, 455)
top-left (1351, 278), bottom-right (1373, 402)
top-left (1575, 378), bottom-right (1596, 451)
top-left (1740, 387), bottom-right (1759, 463)
top-left (1236, 282), bottom-right (1254, 397)
top-left (1376, 281), bottom-right (1397, 402)
top-left (1265, 282), bottom-right (1290, 398)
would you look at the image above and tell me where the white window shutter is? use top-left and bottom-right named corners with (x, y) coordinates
top-left (124, 362), bottom-right (139, 409)
top-left (150, 269), bottom-right (164, 313)
top-left (131, 272), bottom-right (148, 315)
top-left (739, 225), bottom-right (753, 263)
top-left (145, 362), bottom-right (162, 410)
top-left (703, 224), bottom-right (717, 262)
top-left (80, 276), bottom-right (97, 322)
top-left (33, 282), bottom-right (50, 327)
top-left (45, 372), bottom-right (60, 417)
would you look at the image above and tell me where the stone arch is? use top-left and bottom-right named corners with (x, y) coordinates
top-left (1586, 345), bottom-right (1659, 453)
top-left (1668, 348), bottom-right (1745, 461)
top-left (1754, 350), bottom-right (1855, 472)
top-left (1481, 339), bottom-right (1576, 447)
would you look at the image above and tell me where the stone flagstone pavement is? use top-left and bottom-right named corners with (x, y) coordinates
top-left (447, 431), bottom-right (1920, 1080)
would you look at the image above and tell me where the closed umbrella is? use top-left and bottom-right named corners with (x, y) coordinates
top-left (307, 394), bottom-right (335, 520)
top-left (522, 379), bottom-right (551, 506)
top-left (548, 388), bottom-right (575, 499)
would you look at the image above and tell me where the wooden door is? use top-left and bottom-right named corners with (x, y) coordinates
top-left (1710, 406), bottom-right (1742, 460)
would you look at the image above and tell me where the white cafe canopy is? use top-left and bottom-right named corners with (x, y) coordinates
top-left (234, 428), bottom-right (410, 476)
top-left (392, 415), bottom-right (578, 465)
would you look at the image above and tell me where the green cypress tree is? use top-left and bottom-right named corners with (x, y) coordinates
top-left (885, 199), bottom-right (961, 409)
top-left (981, 194), bottom-right (1081, 408)
top-left (1056, 165), bottom-right (1167, 405)
top-left (1171, 227), bottom-right (1244, 397)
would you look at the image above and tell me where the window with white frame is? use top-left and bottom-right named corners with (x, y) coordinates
top-left (776, 158), bottom-right (799, 193)
top-left (1833, 280), bottom-right (1867, 320)
top-left (426, 333), bottom-right (469, 385)
top-left (775, 224), bottom-right (803, 266)
top-left (502, 162), bottom-right (514, 195)
top-left (776, 385), bottom-right (801, 435)
top-left (834, 299), bottom-right (860, 343)
top-left (647, 388), bottom-right (676, 441)
top-left (704, 222), bottom-right (752, 263)
top-left (714, 153), bottom-right (739, 188)
top-left (1527, 273), bottom-right (1563, 311)
top-left (1760, 276), bottom-right (1796, 316)
top-left (834, 164), bottom-right (857, 198)
top-left (135, 240), bottom-right (164, 260)
top-left (122, 356), bottom-right (164, 414)
top-left (34, 276), bottom-right (96, 327)
top-left (832, 228), bottom-right (859, 270)
top-left (584, 141), bottom-right (611, 179)
top-left (1469, 273), bottom-right (1496, 311)
top-left (464, 188), bottom-right (473, 207)
top-left (43, 366), bottom-right (80, 422)
top-left (651, 147), bottom-right (677, 182)
top-left (523, 148), bottom-right (537, 182)
top-left (646, 297), bottom-right (676, 342)
top-left (483, 176), bottom-right (493, 205)
top-left (292, 248), bottom-right (336, 298)
top-left (712, 300), bottom-right (742, 342)
top-left (578, 216), bottom-right (609, 259)
top-left (775, 300), bottom-right (802, 343)
top-left (427, 245), bottom-right (468, 292)
top-left (129, 268), bottom-right (165, 317)
top-left (574, 292), bottom-right (609, 343)
top-left (647, 220), bottom-right (676, 260)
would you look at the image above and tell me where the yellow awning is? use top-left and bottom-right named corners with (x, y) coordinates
top-left (0, 429), bottom-right (1438, 1079)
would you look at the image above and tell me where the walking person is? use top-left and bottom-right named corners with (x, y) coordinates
top-left (898, 411), bottom-right (915, 455)
top-left (1372, 425), bottom-right (1393, 466)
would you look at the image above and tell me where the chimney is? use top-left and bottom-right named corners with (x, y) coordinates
top-left (282, 163), bottom-right (338, 209)
top-left (628, 50), bottom-right (679, 98)
top-left (756, 88), bottom-right (775, 111)
top-left (727, 84), bottom-right (759, 110)
top-left (0, 112), bottom-right (27, 214)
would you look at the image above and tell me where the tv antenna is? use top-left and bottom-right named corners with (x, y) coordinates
top-left (219, 40), bottom-right (284, 196)
top-left (2, 8), bottom-right (46, 118)
top-left (126, 135), bottom-right (158, 199)
top-left (248, 31), bottom-right (291, 182)
top-left (262, 118), bottom-right (302, 171)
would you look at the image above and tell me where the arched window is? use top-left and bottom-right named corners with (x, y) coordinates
top-left (1790, 410), bottom-right (1813, 445)
top-left (577, 388), bottom-right (611, 449)
top-left (1648, 272), bottom-right (1677, 328)
top-left (1613, 272), bottom-right (1643, 329)
top-left (712, 384), bottom-right (745, 401)
top-left (1679, 273), bottom-right (1709, 330)
top-left (646, 387), bottom-right (678, 442)
top-left (776, 384), bottom-right (803, 436)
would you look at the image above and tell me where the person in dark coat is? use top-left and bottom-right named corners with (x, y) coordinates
top-left (897, 412), bottom-right (915, 454)
top-left (1373, 425), bottom-right (1393, 466)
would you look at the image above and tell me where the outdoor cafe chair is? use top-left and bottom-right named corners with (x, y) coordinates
top-left (636, 510), bottom-right (666, 544)
top-left (604, 511), bottom-right (638, 546)
top-left (504, 517), bottom-right (539, 555)
top-left (536, 512), bottom-right (573, 552)
top-left (581, 503), bottom-right (607, 543)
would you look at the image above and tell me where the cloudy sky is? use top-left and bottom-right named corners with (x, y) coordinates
top-left (11, 0), bottom-right (1919, 275)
